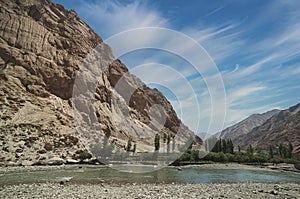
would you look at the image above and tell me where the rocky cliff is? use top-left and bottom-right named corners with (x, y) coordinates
top-left (0, 0), bottom-right (200, 165)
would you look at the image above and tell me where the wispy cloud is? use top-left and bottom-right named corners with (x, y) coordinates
top-left (77, 1), bottom-right (168, 38)
top-left (205, 6), bottom-right (225, 17)
top-left (228, 85), bottom-right (266, 103)
top-left (276, 22), bottom-right (300, 46)
top-left (183, 22), bottom-right (245, 63)
top-left (282, 66), bottom-right (300, 76)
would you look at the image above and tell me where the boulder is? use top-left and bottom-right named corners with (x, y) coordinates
top-left (21, 160), bottom-right (34, 166)
top-left (47, 157), bottom-right (66, 165)
top-left (66, 159), bottom-right (79, 164)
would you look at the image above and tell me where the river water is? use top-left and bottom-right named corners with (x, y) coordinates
top-left (1, 166), bottom-right (300, 185)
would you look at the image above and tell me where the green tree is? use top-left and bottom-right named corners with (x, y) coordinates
top-left (78, 151), bottom-right (92, 160)
top-left (238, 145), bottom-right (241, 152)
top-left (179, 151), bottom-right (190, 162)
top-left (133, 143), bottom-right (137, 153)
top-left (221, 139), bottom-right (227, 153)
top-left (205, 137), bottom-right (218, 151)
top-left (154, 134), bottom-right (160, 151)
top-left (226, 139), bottom-right (234, 154)
top-left (126, 138), bottom-right (132, 152)
top-left (282, 145), bottom-right (287, 159)
top-left (191, 150), bottom-right (200, 162)
top-left (163, 133), bottom-right (167, 143)
top-left (172, 136), bottom-right (176, 152)
top-left (247, 144), bottom-right (254, 155)
top-left (252, 153), bottom-right (268, 163)
top-left (268, 146), bottom-right (274, 159)
top-left (212, 139), bottom-right (221, 152)
top-left (167, 134), bottom-right (171, 153)
top-left (279, 144), bottom-right (283, 158)
top-left (231, 140), bottom-right (234, 154)
top-left (218, 139), bottom-right (222, 152)
top-left (287, 142), bottom-right (293, 158)
top-left (216, 152), bottom-right (228, 162)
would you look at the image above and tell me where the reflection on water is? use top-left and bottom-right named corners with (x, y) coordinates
top-left (1, 166), bottom-right (300, 185)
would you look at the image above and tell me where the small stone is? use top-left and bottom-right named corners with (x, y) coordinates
top-left (269, 190), bottom-right (278, 195)
top-left (6, 161), bottom-right (21, 166)
top-left (274, 185), bottom-right (281, 191)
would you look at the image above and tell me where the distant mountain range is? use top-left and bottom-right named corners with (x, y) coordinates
top-left (218, 109), bottom-right (280, 142)
top-left (214, 103), bottom-right (300, 153)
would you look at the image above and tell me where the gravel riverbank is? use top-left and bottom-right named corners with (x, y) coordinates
top-left (0, 163), bottom-right (298, 174)
top-left (1, 164), bottom-right (299, 198)
top-left (1, 182), bottom-right (299, 199)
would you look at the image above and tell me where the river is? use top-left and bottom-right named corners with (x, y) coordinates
top-left (1, 166), bottom-right (300, 185)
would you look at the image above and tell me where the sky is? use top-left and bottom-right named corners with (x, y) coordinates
top-left (53, 0), bottom-right (300, 137)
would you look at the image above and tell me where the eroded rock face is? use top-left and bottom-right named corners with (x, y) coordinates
top-left (0, 0), bottom-right (201, 164)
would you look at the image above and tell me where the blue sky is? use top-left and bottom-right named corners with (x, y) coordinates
top-left (53, 0), bottom-right (300, 136)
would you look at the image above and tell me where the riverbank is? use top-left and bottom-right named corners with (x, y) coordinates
top-left (1, 162), bottom-right (298, 174)
top-left (0, 164), bottom-right (103, 174)
top-left (1, 182), bottom-right (299, 198)
top-left (181, 162), bottom-right (300, 173)
top-left (1, 163), bottom-right (300, 198)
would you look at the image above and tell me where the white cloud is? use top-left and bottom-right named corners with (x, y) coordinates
top-left (183, 22), bottom-right (245, 63)
top-left (228, 85), bottom-right (266, 103)
top-left (282, 66), bottom-right (300, 76)
top-left (276, 22), bottom-right (300, 46)
top-left (205, 6), bottom-right (225, 17)
top-left (78, 1), bottom-right (168, 38)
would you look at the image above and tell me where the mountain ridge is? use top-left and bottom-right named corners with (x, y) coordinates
top-left (216, 109), bottom-right (280, 144)
top-left (238, 103), bottom-right (300, 153)
top-left (213, 103), bottom-right (300, 154)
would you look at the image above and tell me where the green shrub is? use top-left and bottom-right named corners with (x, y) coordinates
top-left (79, 151), bottom-right (92, 160)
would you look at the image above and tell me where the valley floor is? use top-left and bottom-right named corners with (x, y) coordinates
top-left (0, 163), bottom-right (299, 198)
top-left (181, 162), bottom-right (300, 173)
top-left (1, 162), bottom-right (299, 174)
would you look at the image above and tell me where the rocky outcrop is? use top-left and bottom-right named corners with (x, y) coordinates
top-left (0, 0), bottom-right (200, 165)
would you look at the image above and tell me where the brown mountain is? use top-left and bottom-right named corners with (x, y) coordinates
top-left (217, 109), bottom-right (280, 146)
top-left (237, 103), bottom-right (300, 153)
top-left (0, 0), bottom-right (200, 165)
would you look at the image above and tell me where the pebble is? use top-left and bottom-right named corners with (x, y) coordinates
top-left (269, 190), bottom-right (278, 195)
top-left (0, 182), bottom-right (299, 199)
